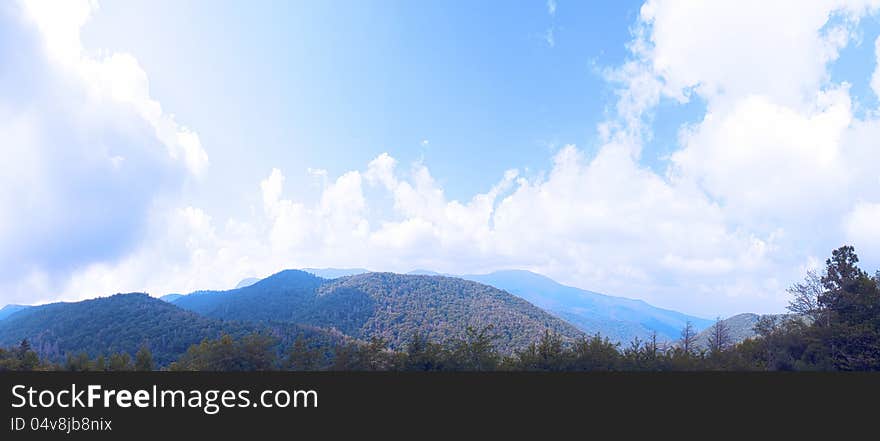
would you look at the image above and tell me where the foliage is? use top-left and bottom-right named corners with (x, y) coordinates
top-left (169, 334), bottom-right (277, 371)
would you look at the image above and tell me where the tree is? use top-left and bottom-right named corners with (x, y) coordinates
top-left (570, 334), bottom-right (619, 371)
top-left (449, 326), bottom-right (500, 371)
top-left (515, 331), bottom-right (568, 371)
top-left (329, 343), bottom-right (359, 371)
top-left (239, 334), bottom-right (277, 371)
top-left (403, 333), bottom-right (446, 371)
top-left (815, 246), bottom-right (880, 370)
top-left (18, 339), bottom-right (31, 355)
top-left (706, 317), bottom-right (731, 355)
top-left (135, 345), bottom-right (155, 371)
top-left (358, 337), bottom-right (397, 371)
top-left (170, 334), bottom-right (277, 371)
top-left (284, 336), bottom-right (323, 371)
top-left (65, 352), bottom-right (92, 372)
top-left (787, 270), bottom-right (822, 321)
top-left (19, 351), bottom-right (40, 371)
top-left (818, 245), bottom-right (869, 321)
top-left (94, 355), bottom-right (107, 372)
top-left (679, 321), bottom-right (698, 355)
top-left (109, 353), bottom-right (132, 371)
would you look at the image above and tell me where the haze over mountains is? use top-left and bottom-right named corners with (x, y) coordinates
top-left (0, 270), bottom-right (586, 363)
top-left (0, 267), bottom-right (735, 365)
top-left (300, 268), bottom-right (712, 342)
top-left (461, 270), bottom-right (712, 342)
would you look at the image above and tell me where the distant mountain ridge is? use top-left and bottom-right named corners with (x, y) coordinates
top-left (694, 313), bottom-right (792, 349)
top-left (461, 270), bottom-right (712, 343)
top-left (179, 267), bottom-right (712, 343)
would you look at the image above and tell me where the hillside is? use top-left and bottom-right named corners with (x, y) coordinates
top-left (172, 270), bottom-right (584, 353)
top-left (0, 293), bottom-right (347, 366)
top-left (319, 273), bottom-right (585, 352)
top-left (462, 270), bottom-right (712, 343)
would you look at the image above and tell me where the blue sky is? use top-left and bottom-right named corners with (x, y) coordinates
top-left (3, 0), bottom-right (880, 317)
top-left (80, 0), bottom-right (643, 209)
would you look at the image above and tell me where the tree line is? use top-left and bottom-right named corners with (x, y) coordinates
top-left (3, 246), bottom-right (878, 372)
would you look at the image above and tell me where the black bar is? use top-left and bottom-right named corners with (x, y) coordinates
top-left (2, 372), bottom-right (878, 438)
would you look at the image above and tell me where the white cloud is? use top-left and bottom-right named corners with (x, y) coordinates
top-left (844, 202), bottom-right (880, 250)
top-left (638, 0), bottom-right (877, 109)
top-left (547, 0), bottom-right (557, 17)
top-left (0, 1), bottom-right (207, 305)
top-left (20, 0), bottom-right (208, 175)
top-left (671, 88), bottom-right (854, 223)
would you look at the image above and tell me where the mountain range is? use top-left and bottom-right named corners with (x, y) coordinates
top-left (0, 293), bottom-right (351, 365)
top-left (0, 267), bottom-right (726, 365)
top-left (301, 268), bottom-right (712, 342)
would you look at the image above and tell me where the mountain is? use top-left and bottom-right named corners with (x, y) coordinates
top-left (462, 270), bottom-right (712, 343)
top-left (172, 270), bottom-right (584, 353)
top-left (0, 293), bottom-right (347, 366)
top-left (234, 277), bottom-right (260, 289)
top-left (159, 294), bottom-right (183, 303)
top-left (0, 304), bottom-right (29, 321)
top-left (694, 313), bottom-right (785, 348)
top-left (302, 268), bottom-right (370, 279)
top-left (174, 270), bottom-right (326, 322)
top-left (317, 273), bottom-right (584, 352)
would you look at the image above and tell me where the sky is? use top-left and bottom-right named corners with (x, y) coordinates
top-left (2, 0), bottom-right (880, 317)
